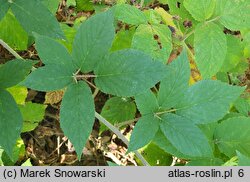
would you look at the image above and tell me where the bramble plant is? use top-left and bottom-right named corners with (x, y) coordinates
top-left (0, 0), bottom-right (250, 166)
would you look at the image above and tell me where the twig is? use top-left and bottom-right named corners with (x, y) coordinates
top-left (0, 39), bottom-right (23, 59)
top-left (95, 112), bottom-right (150, 166)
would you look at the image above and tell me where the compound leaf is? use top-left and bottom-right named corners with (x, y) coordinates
top-left (0, 89), bottom-right (22, 157)
top-left (94, 49), bottom-right (167, 97)
top-left (72, 11), bottom-right (115, 72)
top-left (0, 59), bottom-right (32, 89)
top-left (60, 81), bottom-right (95, 159)
top-left (10, 0), bottom-right (64, 39)
top-left (135, 90), bottom-right (159, 115)
top-left (128, 114), bottom-right (160, 152)
top-left (115, 4), bottom-right (147, 25)
top-left (160, 113), bottom-right (212, 157)
top-left (214, 117), bottom-right (250, 158)
top-left (35, 34), bottom-right (75, 72)
top-left (176, 80), bottom-right (244, 124)
top-left (219, 0), bottom-right (250, 30)
top-left (194, 22), bottom-right (227, 78)
top-left (183, 0), bottom-right (216, 21)
top-left (158, 51), bottom-right (190, 109)
top-left (23, 65), bottom-right (73, 91)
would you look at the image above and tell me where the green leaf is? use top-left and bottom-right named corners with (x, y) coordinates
top-left (176, 80), bottom-right (244, 124)
top-left (100, 97), bottom-right (136, 131)
top-left (114, 4), bottom-right (147, 25)
top-left (1, 138), bottom-right (25, 165)
top-left (0, 59), bottom-right (32, 89)
top-left (107, 161), bottom-right (119, 166)
top-left (60, 81), bottom-right (95, 159)
top-left (198, 122), bottom-right (218, 152)
top-left (160, 113), bottom-right (212, 158)
top-left (66, 0), bottom-right (76, 6)
top-left (220, 35), bottom-right (244, 72)
top-left (219, 0), bottom-right (250, 30)
top-left (167, 0), bottom-right (197, 33)
top-left (72, 11), bottom-right (115, 72)
top-left (95, 49), bottom-right (167, 97)
top-left (184, 0), bottom-right (216, 21)
top-left (23, 65), bottom-right (73, 91)
top-left (76, 0), bottom-right (94, 11)
top-left (136, 142), bottom-right (172, 166)
top-left (132, 24), bottom-right (172, 62)
top-left (153, 130), bottom-right (192, 159)
top-left (237, 151), bottom-right (250, 166)
top-left (111, 28), bottom-right (135, 52)
top-left (183, 0), bottom-right (216, 21)
top-left (0, 0), bottom-right (9, 21)
top-left (42, 0), bottom-right (60, 14)
top-left (10, 0), bottom-right (64, 39)
top-left (59, 23), bottom-right (77, 52)
top-left (223, 156), bottom-right (238, 166)
top-left (21, 158), bottom-right (32, 166)
top-left (214, 117), bottom-right (250, 157)
top-left (213, 0), bottom-right (226, 17)
top-left (144, 9), bottom-right (162, 25)
top-left (128, 114), bottom-right (159, 152)
top-left (7, 86), bottom-right (28, 105)
top-left (35, 34), bottom-right (75, 72)
top-left (19, 102), bottom-right (47, 132)
top-left (0, 89), bottom-right (22, 156)
top-left (234, 98), bottom-right (250, 117)
top-left (0, 148), bottom-right (3, 166)
top-left (135, 90), bottom-right (159, 115)
top-left (0, 10), bottom-right (28, 50)
top-left (194, 22), bottom-right (227, 78)
top-left (186, 158), bottom-right (224, 166)
top-left (158, 51), bottom-right (190, 109)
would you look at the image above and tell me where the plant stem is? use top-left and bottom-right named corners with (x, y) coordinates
top-left (115, 117), bottom-right (140, 128)
top-left (92, 88), bottom-right (99, 98)
top-left (0, 39), bottom-right (23, 60)
top-left (140, 0), bottom-right (144, 8)
top-left (95, 112), bottom-right (150, 166)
